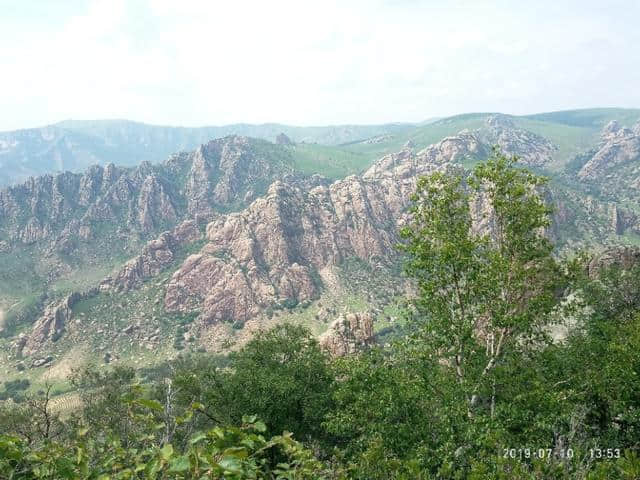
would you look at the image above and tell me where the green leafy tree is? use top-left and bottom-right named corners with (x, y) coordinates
top-left (70, 365), bottom-right (142, 447)
top-left (172, 324), bottom-right (335, 444)
top-left (0, 395), bottom-right (327, 479)
top-left (400, 150), bottom-right (559, 418)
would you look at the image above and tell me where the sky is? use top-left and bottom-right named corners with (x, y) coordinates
top-left (1, 0), bottom-right (639, 131)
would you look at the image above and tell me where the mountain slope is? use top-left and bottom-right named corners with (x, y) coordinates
top-left (3, 111), bottom-right (640, 388)
top-left (0, 136), bottom-right (299, 339)
top-left (4, 108), bottom-right (639, 188)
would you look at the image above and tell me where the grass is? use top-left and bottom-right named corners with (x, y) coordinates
top-left (283, 113), bottom-right (497, 178)
top-left (346, 113), bottom-right (490, 158)
top-left (524, 108), bottom-right (640, 128)
top-left (512, 117), bottom-right (599, 170)
top-left (287, 144), bottom-right (372, 179)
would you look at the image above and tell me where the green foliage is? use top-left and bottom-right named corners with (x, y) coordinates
top-left (0, 400), bottom-right (326, 479)
top-left (0, 379), bottom-right (30, 402)
top-left (172, 324), bottom-right (335, 444)
top-left (399, 149), bottom-right (559, 420)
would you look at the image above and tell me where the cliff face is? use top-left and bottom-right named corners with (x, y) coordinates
top-left (0, 136), bottom-right (293, 252)
top-left (0, 136), bottom-right (297, 356)
top-left (157, 120), bottom-right (634, 333)
top-left (162, 135), bottom-right (464, 329)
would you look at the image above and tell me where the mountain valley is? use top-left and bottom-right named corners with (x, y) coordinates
top-left (2, 108), bottom-right (640, 392)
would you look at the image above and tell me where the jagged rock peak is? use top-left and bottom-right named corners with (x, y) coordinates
top-left (601, 120), bottom-right (639, 140)
top-left (481, 115), bottom-right (557, 166)
top-left (602, 120), bottom-right (622, 139)
top-left (363, 133), bottom-right (474, 180)
top-left (578, 122), bottom-right (640, 181)
top-left (0, 133), bottom-right (298, 253)
top-left (163, 164), bottom-right (420, 326)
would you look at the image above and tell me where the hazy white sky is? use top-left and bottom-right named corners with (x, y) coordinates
top-left (1, 0), bottom-right (639, 130)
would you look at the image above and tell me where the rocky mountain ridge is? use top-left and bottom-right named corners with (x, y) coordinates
top-left (0, 136), bottom-right (294, 251)
top-left (0, 120), bottom-right (413, 187)
top-left (3, 115), bottom-right (640, 374)
top-left (577, 120), bottom-right (640, 200)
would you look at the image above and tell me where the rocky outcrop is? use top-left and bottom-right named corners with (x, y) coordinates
top-left (178, 136), bottom-right (294, 215)
top-left (163, 121), bottom-right (569, 328)
top-left (362, 134), bottom-right (395, 145)
top-left (0, 136), bottom-right (293, 253)
top-left (137, 174), bottom-right (178, 233)
top-left (0, 120), bottom-right (411, 187)
top-left (102, 220), bottom-right (202, 292)
top-left (165, 133), bottom-right (467, 326)
top-left (479, 115), bottom-right (557, 166)
top-left (12, 118), bottom-right (640, 362)
top-left (587, 246), bottom-right (640, 278)
top-left (275, 133), bottom-right (294, 145)
top-left (578, 121), bottom-right (640, 181)
top-left (319, 312), bottom-right (375, 356)
top-left (21, 290), bottom-right (97, 356)
top-left (163, 174), bottom-right (407, 325)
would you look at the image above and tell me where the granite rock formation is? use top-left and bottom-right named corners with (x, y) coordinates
top-left (102, 220), bottom-right (202, 292)
top-left (578, 120), bottom-right (640, 185)
top-left (319, 312), bottom-right (375, 356)
top-left (587, 245), bottom-right (640, 278)
top-left (21, 290), bottom-right (97, 356)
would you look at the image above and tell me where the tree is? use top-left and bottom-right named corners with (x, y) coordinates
top-left (70, 365), bottom-right (141, 447)
top-left (172, 324), bottom-right (335, 444)
top-left (400, 149), bottom-right (559, 419)
top-left (0, 382), bottom-right (64, 446)
top-left (559, 263), bottom-right (640, 448)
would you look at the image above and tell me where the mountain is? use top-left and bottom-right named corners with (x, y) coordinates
top-left (0, 120), bottom-right (414, 187)
top-left (0, 136), bottom-right (301, 349)
top-left (2, 109), bottom-right (640, 384)
top-left (342, 108), bottom-right (640, 170)
top-left (4, 108), bottom-right (639, 188)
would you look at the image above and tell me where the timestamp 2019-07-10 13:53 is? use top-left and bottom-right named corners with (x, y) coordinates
top-left (502, 447), bottom-right (621, 461)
